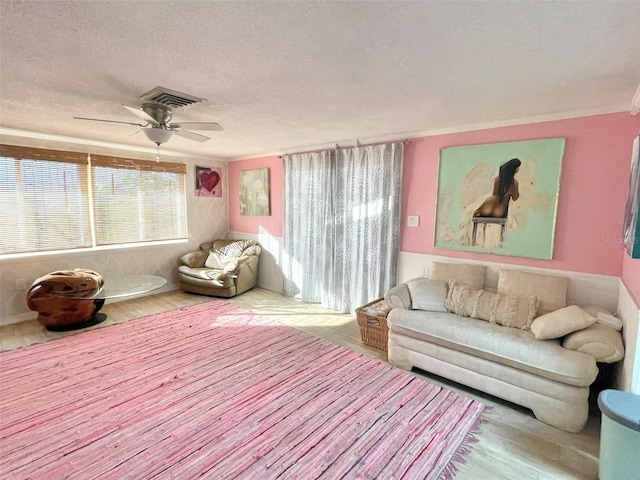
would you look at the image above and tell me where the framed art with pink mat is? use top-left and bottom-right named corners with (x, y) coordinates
top-left (195, 166), bottom-right (222, 197)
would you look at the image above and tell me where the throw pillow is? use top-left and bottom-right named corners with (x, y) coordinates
top-left (407, 279), bottom-right (448, 312)
top-left (530, 305), bottom-right (596, 340)
top-left (384, 284), bottom-right (412, 310)
top-left (445, 281), bottom-right (537, 329)
top-left (444, 281), bottom-right (477, 317)
top-left (474, 289), bottom-right (538, 330)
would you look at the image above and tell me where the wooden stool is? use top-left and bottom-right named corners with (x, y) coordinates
top-left (27, 269), bottom-right (104, 331)
top-left (471, 217), bottom-right (507, 246)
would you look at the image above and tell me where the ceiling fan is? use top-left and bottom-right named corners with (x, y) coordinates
top-left (74, 87), bottom-right (223, 146)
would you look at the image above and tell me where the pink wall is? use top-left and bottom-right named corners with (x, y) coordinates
top-left (402, 113), bottom-right (637, 276)
top-left (228, 112), bottom-right (638, 278)
top-left (228, 156), bottom-right (284, 237)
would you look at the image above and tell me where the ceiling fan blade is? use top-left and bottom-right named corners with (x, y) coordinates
top-left (74, 116), bottom-right (145, 127)
top-left (123, 105), bottom-right (159, 125)
top-left (171, 122), bottom-right (223, 131)
top-left (174, 129), bottom-right (210, 143)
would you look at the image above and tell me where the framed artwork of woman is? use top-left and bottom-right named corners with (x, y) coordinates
top-left (623, 135), bottom-right (640, 259)
top-left (434, 138), bottom-right (565, 260)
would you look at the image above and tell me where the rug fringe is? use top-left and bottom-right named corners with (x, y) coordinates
top-left (438, 405), bottom-right (493, 480)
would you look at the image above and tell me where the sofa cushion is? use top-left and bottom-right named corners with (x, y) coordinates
top-left (211, 239), bottom-right (257, 257)
top-left (497, 269), bottom-right (568, 315)
top-left (562, 323), bottom-right (624, 363)
top-left (242, 245), bottom-right (261, 256)
top-left (530, 305), bottom-right (596, 340)
top-left (407, 279), bottom-right (447, 312)
top-left (445, 281), bottom-right (538, 330)
top-left (581, 305), bottom-right (611, 317)
top-left (429, 262), bottom-right (486, 290)
top-left (387, 308), bottom-right (598, 386)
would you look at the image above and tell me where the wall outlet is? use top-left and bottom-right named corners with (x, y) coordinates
top-left (15, 279), bottom-right (27, 291)
top-left (407, 215), bottom-right (420, 227)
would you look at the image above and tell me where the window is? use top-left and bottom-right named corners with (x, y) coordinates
top-left (91, 155), bottom-right (187, 246)
top-left (0, 145), bottom-right (91, 254)
top-left (0, 145), bottom-right (188, 255)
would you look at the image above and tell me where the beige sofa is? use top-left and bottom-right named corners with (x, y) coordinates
top-left (178, 239), bottom-right (261, 297)
top-left (385, 262), bottom-right (625, 433)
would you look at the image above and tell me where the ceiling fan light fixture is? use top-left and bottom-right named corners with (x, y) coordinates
top-left (142, 127), bottom-right (174, 145)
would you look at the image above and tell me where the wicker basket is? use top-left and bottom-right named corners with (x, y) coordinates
top-left (356, 298), bottom-right (391, 351)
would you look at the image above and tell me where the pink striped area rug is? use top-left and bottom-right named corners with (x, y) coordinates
top-left (0, 300), bottom-right (487, 479)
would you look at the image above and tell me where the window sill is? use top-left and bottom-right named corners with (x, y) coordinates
top-left (0, 239), bottom-right (188, 263)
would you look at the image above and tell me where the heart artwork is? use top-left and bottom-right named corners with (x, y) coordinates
top-left (200, 170), bottom-right (220, 192)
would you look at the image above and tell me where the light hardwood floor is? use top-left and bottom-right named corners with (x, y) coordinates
top-left (1, 288), bottom-right (600, 479)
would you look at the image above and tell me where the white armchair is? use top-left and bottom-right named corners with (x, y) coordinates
top-left (178, 239), bottom-right (261, 297)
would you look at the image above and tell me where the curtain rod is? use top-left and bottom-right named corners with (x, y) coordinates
top-left (278, 138), bottom-right (411, 159)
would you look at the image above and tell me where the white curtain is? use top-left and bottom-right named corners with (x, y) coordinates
top-left (283, 142), bottom-right (404, 313)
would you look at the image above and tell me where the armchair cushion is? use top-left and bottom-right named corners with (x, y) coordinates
top-left (204, 252), bottom-right (237, 271)
top-left (180, 250), bottom-right (208, 268)
top-left (201, 239), bottom-right (258, 257)
top-left (178, 266), bottom-right (236, 288)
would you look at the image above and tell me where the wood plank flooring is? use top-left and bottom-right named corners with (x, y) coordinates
top-left (1, 288), bottom-right (600, 479)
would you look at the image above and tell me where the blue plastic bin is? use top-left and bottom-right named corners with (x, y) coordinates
top-left (597, 389), bottom-right (640, 480)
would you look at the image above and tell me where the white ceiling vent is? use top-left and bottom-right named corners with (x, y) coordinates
top-left (140, 87), bottom-right (205, 109)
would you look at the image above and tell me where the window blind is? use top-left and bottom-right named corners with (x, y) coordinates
top-left (0, 145), bottom-right (92, 254)
top-left (91, 155), bottom-right (188, 246)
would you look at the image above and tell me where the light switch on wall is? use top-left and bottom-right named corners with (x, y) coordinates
top-left (407, 215), bottom-right (420, 227)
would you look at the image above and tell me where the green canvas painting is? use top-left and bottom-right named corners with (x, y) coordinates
top-left (239, 168), bottom-right (270, 216)
top-left (434, 138), bottom-right (565, 260)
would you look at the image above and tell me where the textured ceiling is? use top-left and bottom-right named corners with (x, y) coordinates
top-left (1, 1), bottom-right (639, 161)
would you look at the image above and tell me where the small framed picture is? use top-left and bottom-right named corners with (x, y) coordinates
top-left (195, 166), bottom-right (222, 197)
